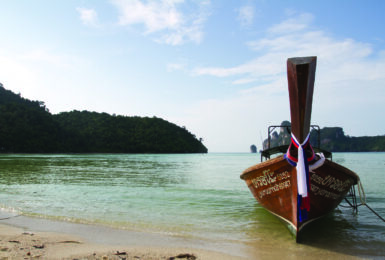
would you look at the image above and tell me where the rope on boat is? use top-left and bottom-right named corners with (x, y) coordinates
top-left (358, 180), bottom-right (385, 222)
top-left (357, 180), bottom-right (366, 205)
top-left (364, 203), bottom-right (385, 223)
top-left (343, 180), bottom-right (385, 223)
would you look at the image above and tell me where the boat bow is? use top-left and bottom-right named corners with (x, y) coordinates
top-left (241, 56), bottom-right (359, 241)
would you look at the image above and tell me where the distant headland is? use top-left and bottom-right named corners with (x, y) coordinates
top-left (0, 84), bottom-right (207, 153)
top-left (262, 120), bottom-right (385, 152)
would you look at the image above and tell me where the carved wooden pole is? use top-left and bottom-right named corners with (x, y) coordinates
top-left (287, 56), bottom-right (317, 143)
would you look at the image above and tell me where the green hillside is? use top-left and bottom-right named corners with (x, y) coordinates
top-left (0, 84), bottom-right (207, 153)
top-left (315, 127), bottom-right (385, 152)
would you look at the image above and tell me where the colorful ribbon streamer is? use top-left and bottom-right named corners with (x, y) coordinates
top-left (284, 133), bottom-right (313, 222)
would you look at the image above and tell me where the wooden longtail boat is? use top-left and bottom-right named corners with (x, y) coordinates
top-left (240, 56), bottom-right (359, 242)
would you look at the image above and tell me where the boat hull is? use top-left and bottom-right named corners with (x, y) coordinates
top-left (240, 156), bottom-right (358, 240)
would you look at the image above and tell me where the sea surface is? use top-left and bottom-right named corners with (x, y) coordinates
top-left (0, 153), bottom-right (384, 258)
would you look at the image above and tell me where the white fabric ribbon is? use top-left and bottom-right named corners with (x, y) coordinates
top-left (309, 153), bottom-right (325, 172)
top-left (291, 134), bottom-right (310, 198)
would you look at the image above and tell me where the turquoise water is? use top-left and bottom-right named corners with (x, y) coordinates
top-left (0, 153), bottom-right (384, 257)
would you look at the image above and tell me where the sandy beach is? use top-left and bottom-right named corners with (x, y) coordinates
top-left (0, 215), bottom-right (365, 260)
top-left (0, 222), bottom-right (246, 260)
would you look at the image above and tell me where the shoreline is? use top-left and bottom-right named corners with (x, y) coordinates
top-left (0, 212), bottom-right (365, 259)
top-left (0, 211), bottom-right (370, 259)
top-left (0, 212), bottom-right (247, 259)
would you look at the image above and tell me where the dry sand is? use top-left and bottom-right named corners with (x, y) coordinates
top-left (0, 223), bottom-right (245, 260)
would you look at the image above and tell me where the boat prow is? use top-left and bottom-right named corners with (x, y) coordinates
top-left (241, 155), bottom-right (359, 240)
top-left (240, 56), bottom-right (360, 241)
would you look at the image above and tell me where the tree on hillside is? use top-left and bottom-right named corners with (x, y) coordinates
top-left (0, 85), bottom-right (207, 153)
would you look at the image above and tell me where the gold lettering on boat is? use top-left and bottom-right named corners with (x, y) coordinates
top-left (251, 169), bottom-right (277, 188)
top-left (277, 171), bottom-right (290, 181)
top-left (311, 184), bottom-right (340, 200)
top-left (258, 180), bottom-right (291, 199)
top-left (311, 173), bottom-right (353, 192)
top-left (251, 169), bottom-right (291, 198)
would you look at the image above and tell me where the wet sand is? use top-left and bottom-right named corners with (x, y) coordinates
top-left (0, 212), bottom-right (247, 260)
top-left (0, 223), bottom-right (248, 259)
top-left (0, 213), bottom-right (364, 259)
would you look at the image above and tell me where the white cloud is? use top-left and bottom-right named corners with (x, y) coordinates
top-left (111, 0), bottom-right (210, 45)
top-left (113, 0), bottom-right (182, 32)
top-left (268, 13), bottom-right (313, 34)
top-left (237, 5), bottom-right (255, 27)
top-left (188, 12), bottom-right (385, 151)
top-left (193, 52), bottom-right (285, 82)
top-left (76, 7), bottom-right (98, 27)
top-left (194, 12), bottom-right (383, 87)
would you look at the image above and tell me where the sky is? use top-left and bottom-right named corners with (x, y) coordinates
top-left (1, 0), bottom-right (385, 152)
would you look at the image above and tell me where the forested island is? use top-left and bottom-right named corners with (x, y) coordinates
top-left (0, 84), bottom-right (207, 153)
top-left (263, 121), bottom-right (385, 152)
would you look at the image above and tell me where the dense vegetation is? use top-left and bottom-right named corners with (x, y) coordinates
top-left (314, 127), bottom-right (385, 152)
top-left (0, 84), bottom-right (207, 153)
top-left (263, 121), bottom-right (385, 152)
